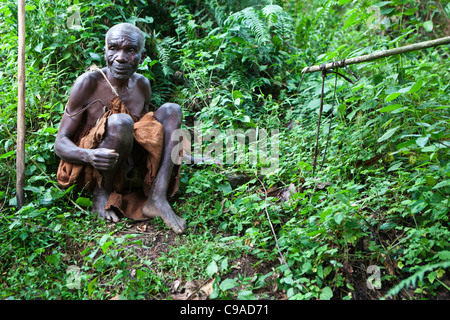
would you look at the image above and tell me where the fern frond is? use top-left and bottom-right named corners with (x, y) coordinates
top-left (228, 70), bottom-right (249, 90)
top-left (226, 7), bottom-right (271, 45)
top-left (206, 0), bottom-right (227, 27)
top-left (155, 36), bottom-right (177, 77)
top-left (262, 4), bottom-right (283, 24)
top-left (225, 5), bottom-right (294, 48)
top-left (383, 260), bottom-right (450, 299)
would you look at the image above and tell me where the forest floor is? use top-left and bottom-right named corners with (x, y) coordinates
top-left (114, 217), bottom-right (450, 301)
top-left (114, 220), bottom-right (281, 300)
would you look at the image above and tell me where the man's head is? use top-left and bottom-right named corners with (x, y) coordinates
top-left (104, 23), bottom-right (146, 80)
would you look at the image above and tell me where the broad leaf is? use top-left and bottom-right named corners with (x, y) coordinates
top-left (377, 126), bottom-right (399, 142)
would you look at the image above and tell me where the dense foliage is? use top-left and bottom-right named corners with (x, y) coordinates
top-left (0, 0), bottom-right (449, 300)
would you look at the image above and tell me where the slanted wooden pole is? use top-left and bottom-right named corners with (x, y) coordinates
top-left (17, 0), bottom-right (26, 209)
top-left (302, 36), bottom-right (450, 73)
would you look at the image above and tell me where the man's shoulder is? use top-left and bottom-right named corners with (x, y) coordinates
top-left (134, 73), bottom-right (151, 88)
top-left (134, 73), bottom-right (151, 98)
top-left (66, 70), bottom-right (104, 111)
top-left (73, 70), bottom-right (102, 93)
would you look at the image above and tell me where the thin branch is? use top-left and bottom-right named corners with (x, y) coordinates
top-left (302, 36), bottom-right (450, 73)
top-left (16, 0), bottom-right (26, 208)
top-left (0, 174), bottom-right (11, 212)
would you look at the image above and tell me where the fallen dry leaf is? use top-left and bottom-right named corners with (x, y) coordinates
top-left (198, 279), bottom-right (214, 297)
top-left (136, 224), bottom-right (147, 232)
top-left (170, 280), bottom-right (211, 300)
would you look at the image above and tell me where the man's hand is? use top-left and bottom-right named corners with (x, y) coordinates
top-left (87, 148), bottom-right (119, 171)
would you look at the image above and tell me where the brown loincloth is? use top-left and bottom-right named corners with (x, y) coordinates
top-left (56, 96), bottom-right (181, 220)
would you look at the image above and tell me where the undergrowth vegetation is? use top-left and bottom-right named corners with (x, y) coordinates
top-left (1, 0), bottom-right (449, 300)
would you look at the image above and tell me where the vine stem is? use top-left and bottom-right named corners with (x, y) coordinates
top-left (257, 178), bottom-right (309, 293)
top-left (257, 178), bottom-right (291, 274)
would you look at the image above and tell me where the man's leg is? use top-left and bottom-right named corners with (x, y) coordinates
top-left (141, 103), bottom-right (187, 234)
top-left (92, 113), bottom-right (134, 222)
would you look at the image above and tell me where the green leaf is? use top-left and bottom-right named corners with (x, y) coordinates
top-left (88, 277), bottom-right (98, 297)
top-left (302, 261), bottom-right (312, 274)
top-left (101, 241), bottom-right (113, 253)
top-left (380, 221), bottom-right (397, 230)
top-left (423, 20), bottom-right (433, 32)
top-left (344, 12), bottom-right (359, 28)
top-left (50, 188), bottom-right (65, 200)
top-left (385, 92), bottom-right (401, 102)
top-left (232, 90), bottom-right (242, 100)
top-left (408, 79), bottom-right (423, 94)
top-left (218, 183), bottom-right (232, 195)
top-left (221, 257), bottom-right (229, 271)
top-left (237, 115), bottom-right (251, 123)
top-left (89, 52), bottom-right (101, 61)
top-left (23, 186), bottom-right (42, 194)
top-left (0, 150), bottom-right (15, 159)
top-left (388, 162), bottom-right (402, 172)
top-left (220, 278), bottom-right (238, 291)
top-left (428, 271), bottom-right (437, 284)
top-left (398, 80), bottom-right (424, 95)
top-left (282, 276), bottom-right (293, 285)
top-left (306, 229), bottom-right (326, 237)
top-left (377, 126), bottom-right (399, 142)
top-left (99, 234), bottom-right (110, 246)
top-left (9, 219), bottom-right (21, 230)
top-left (319, 286), bottom-right (333, 300)
top-left (433, 180), bottom-right (449, 190)
top-left (81, 246), bottom-right (92, 256)
top-left (35, 42), bottom-right (44, 53)
top-left (237, 290), bottom-right (256, 300)
top-left (334, 212), bottom-right (344, 225)
top-left (421, 145), bottom-right (437, 153)
top-left (438, 251), bottom-right (450, 261)
top-left (76, 197), bottom-right (92, 207)
top-left (230, 36), bottom-right (246, 44)
top-left (307, 98), bottom-right (321, 110)
top-left (410, 200), bottom-right (427, 214)
top-left (334, 192), bottom-right (349, 204)
top-left (45, 254), bottom-right (60, 266)
top-left (415, 136), bottom-right (429, 148)
top-left (379, 104), bottom-right (402, 112)
top-left (210, 96), bottom-right (220, 107)
top-left (298, 161), bottom-right (313, 171)
top-left (206, 260), bottom-right (218, 277)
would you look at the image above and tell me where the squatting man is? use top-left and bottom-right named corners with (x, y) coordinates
top-left (55, 23), bottom-right (191, 234)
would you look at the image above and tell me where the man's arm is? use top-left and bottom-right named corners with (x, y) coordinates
top-left (54, 73), bottom-right (118, 170)
top-left (137, 75), bottom-right (152, 114)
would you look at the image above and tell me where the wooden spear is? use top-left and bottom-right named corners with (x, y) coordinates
top-left (17, 0), bottom-right (26, 209)
top-left (302, 36), bottom-right (450, 73)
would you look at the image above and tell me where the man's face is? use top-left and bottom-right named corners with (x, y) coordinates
top-left (104, 29), bottom-right (144, 80)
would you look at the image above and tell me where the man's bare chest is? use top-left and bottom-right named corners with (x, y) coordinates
top-left (85, 85), bottom-right (145, 123)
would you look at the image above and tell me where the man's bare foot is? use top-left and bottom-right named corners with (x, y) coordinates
top-left (142, 196), bottom-right (186, 234)
top-left (92, 187), bottom-right (119, 223)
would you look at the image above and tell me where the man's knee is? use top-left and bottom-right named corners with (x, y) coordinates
top-left (157, 103), bottom-right (182, 125)
top-left (99, 114), bottom-right (134, 151)
top-left (107, 113), bottom-right (134, 131)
